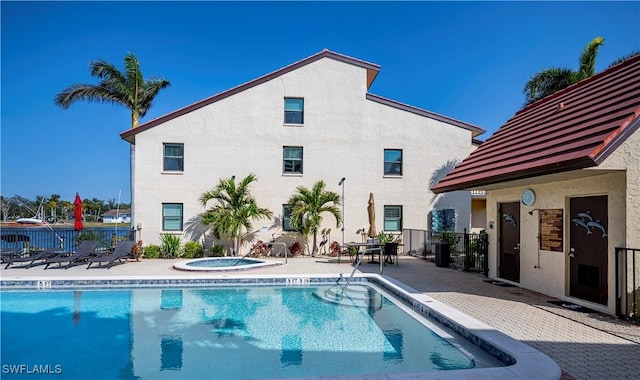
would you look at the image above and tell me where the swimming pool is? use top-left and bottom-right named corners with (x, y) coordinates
top-left (0, 276), bottom-right (561, 379)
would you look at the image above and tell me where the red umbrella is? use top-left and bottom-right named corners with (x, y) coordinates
top-left (74, 193), bottom-right (84, 231)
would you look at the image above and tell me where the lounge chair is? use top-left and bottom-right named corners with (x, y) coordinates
top-left (86, 240), bottom-right (135, 269)
top-left (4, 247), bottom-right (67, 269)
top-left (43, 240), bottom-right (99, 269)
top-left (1, 248), bottom-right (25, 264)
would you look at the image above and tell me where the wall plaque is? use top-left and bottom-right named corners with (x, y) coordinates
top-left (540, 209), bottom-right (563, 252)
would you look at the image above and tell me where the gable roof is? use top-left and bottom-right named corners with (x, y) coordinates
top-left (120, 49), bottom-right (380, 143)
top-left (121, 49), bottom-right (484, 143)
top-left (432, 54), bottom-right (640, 193)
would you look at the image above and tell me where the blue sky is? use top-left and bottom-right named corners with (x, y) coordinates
top-left (1, 1), bottom-right (638, 204)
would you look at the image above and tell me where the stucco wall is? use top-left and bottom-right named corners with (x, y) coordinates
top-left (596, 128), bottom-right (640, 249)
top-left (486, 171), bottom-right (626, 314)
top-left (133, 57), bottom-right (476, 249)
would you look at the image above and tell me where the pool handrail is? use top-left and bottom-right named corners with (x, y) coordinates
top-left (341, 249), bottom-right (364, 297)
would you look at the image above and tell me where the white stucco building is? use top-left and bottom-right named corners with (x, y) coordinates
top-left (121, 50), bottom-right (484, 252)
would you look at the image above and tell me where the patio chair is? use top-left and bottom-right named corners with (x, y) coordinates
top-left (86, 240), bottom-right (135, 269)
top-left (43, 240), bottom-right (99, 269)
top-left (4, 247), bottom-right (67, 269)
top-left (383, 242), bottom-right (399, 266)
top-left (1, 248), bottom-right (25, 264)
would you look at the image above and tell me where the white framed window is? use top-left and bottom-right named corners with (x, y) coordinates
top-left (384, 149), bottom-right (402, 176)
top-left (283, 146), bottom-right (303, 174)
top-left (384, 205), bottom-right (402, 231)
top-left (282, 204), bottom-right (301, 232)
top-left (162, 203), bottom-right (183, 231)
top-left (163, 143), bottom-right (184, 172)
top-left (284, 98), bottom-right (304, 124)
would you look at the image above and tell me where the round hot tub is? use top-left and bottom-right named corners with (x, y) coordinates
top-left (173, 257), bottom-right (282, 272)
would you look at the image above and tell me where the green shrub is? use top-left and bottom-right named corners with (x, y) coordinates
top-left (183, 241), bottom-right (204, 258)
top-left (209, 244), bottom-right (225, 257)
top-left (440, 231), bottom-right (460, 246)
top-left (288, 241), bottom-right (303, 256)
top-left (160, 234), bottom-right (182, 258)
top-left (144, 244), bottom-right (160, 258)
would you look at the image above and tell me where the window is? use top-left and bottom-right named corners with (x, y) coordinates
top-left (283, 205), bottom-right (299, 232)
top-left (432, 208), bottom-right (456, 232)
top-left (163, 143), bottom-right (184, 171)
top-left (284, 98), bottom-right (304, 124)
top-left (384, 149), bottom-right (402, 176)
top-left (162, 203), bottom-right (183, 231)
top-left (384, 206), bottom-right (402, 231)
top-left (283, 146), bottom-right (303, 174)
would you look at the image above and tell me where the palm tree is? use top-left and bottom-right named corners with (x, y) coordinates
top-left (524, 37), bottom-right (604, 105)
top-left (199, 174), bottom-right (273, 256)
top-left (47, 193), bottom-right (61, 220)
top-left (59, 200), bottom-right (73, 222)
top-left (287, 181), bottom-right (342, 256)
top-left (54, 53), bottom-right (170, 127)
top-left (54, 53), bottom-right (170, 225)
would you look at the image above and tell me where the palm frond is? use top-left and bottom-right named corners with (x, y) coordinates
top-left (577, 37), bottom-right (604, 80)
top-left (54, 83), bottom-right (130, 109)
top-left (523, 67), bottom-right (574, 105)
top-left (55, 52), bottom-right (170, 128)
top-left (608, 50), bottom-right (640, 68)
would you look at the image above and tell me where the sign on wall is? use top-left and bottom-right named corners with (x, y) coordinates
top-left (540, 209), bottom-right (563, 252)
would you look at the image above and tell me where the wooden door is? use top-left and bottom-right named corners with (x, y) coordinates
top-left (569, 196), bottom-right (608, 304)
top-left (499, 202), bottom-right (520, 282)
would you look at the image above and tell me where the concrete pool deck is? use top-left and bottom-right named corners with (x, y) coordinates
top-left (2, 255), bottom-right (639, 379)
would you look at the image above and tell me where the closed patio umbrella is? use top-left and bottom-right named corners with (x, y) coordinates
top-left (74, 193), bottom-right (84, 231)
top-left (367, 193), bottom-right (377, 238)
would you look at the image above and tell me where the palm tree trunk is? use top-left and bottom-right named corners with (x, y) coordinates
top-left (312, 233), bottom-right (318, 256)
top-left (130, 144), bottom-right (136, 236)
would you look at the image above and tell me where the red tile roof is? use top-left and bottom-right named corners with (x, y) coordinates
top-left (121, 49), bottom-right (484, 143)
top-left (432, 54), bottom-right (640, 193)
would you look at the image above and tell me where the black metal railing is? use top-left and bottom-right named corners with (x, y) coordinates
top-left (402, 229), bottom-right (488, 276)
top-left (1, 226), bottom-right (133, 253)
top-left (615, 247), bottom-right (639, 322)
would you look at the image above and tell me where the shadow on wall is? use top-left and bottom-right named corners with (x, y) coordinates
top-left (183, 213), bottom-right (296, 256)
top-left (427, 160), bottom-right (471, 233)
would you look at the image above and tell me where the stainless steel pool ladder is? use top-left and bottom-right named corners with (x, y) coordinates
top-left (340, 250), bottom-right (364, 297)
top-left (232, 247), bottom-right (256, 266)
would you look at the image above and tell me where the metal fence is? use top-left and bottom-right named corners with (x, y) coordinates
top-left (402, 228), bottom-right (488, 276)
top-left (616, 247), bottom-right (639, 322)
top-left (1, 226), bottom-right (134, 253)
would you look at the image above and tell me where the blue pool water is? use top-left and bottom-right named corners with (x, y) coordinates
top-left (186, 257), bottom-right (263, 267)
top-left (1, 284), bottom-right (499, 379)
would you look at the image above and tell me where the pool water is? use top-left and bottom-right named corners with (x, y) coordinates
top-left (185, 257), bottom-right (263, 267)
top-left (1, 284), bottom-right (502, 379)
top-left (173, 257), bottom-right (281, 271)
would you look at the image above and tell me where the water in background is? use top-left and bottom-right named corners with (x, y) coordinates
top-left (0, 226), bottom-right (132, 252)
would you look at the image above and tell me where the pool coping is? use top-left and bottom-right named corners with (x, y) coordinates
top-left (0, 273), bottom-right (561, 380)
top-left (172, 257), bottom-right (283, 271)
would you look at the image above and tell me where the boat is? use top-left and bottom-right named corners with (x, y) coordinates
top-left (14, 199), bottom-right (46, 225)
top-left (15, 217), bottom-right (45, 225)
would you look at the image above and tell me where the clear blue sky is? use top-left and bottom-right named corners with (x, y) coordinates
top-left (2, 1), bottom-right (638, 204)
